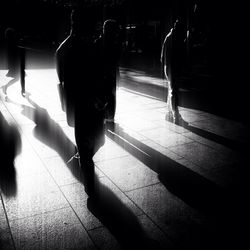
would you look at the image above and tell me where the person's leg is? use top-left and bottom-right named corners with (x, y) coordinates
top-left (20, 72), bottom-right (25, 96)
top-left (171, 77), bottom-right (187, 125)
top-left (106, 82), bottom-right (116, 122)
top-left (75, 129), bottom-right (95, 194)
top-left (74, 107), bottom-right (97, 195)
top-left (20, 48), bottom-right (26, 96)
top-left (171, 80), bottom-right (179, 115)
top-left (2, 77), bottom-right (19, 95)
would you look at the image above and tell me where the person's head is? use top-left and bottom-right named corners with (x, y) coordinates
top-left (70, 8), bottom-right (95, 38)
top-left (103, 19), bottom-right (119, 41)
top-left (5, 27), bottom-right (17, 42)
top-left (173, 17), bottom-right (186, 39)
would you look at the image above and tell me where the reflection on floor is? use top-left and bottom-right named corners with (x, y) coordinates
top-left (0, 69), bottom-right (248, 249)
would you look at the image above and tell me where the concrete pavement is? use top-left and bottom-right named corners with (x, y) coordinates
top-left (0, 66), bottom-right (248, 249)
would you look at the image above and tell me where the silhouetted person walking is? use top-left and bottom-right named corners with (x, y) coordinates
top-left (95, 19), bottom-right (121, 123)
top-left (56, 9), bottom-right (106, 195)
top-left (2, 28), bottom-right (26, 97)
top-left (161, 19), bottom-right (187, 124)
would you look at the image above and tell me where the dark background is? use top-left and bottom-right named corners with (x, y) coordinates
top-left (0, 0), bottom-right (247, 124)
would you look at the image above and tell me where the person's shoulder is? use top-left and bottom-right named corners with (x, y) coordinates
top-left (94, 35), bottom-right (103, 46)
top-left (56, 35), bottom-right (71, 53)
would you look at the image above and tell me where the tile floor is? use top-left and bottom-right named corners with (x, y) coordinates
top-left (0, 67), bottom-right (248, 249)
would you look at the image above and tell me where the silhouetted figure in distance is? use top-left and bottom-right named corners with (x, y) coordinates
top-left (2, 27), bottom-right (26, 97)
top-left (161, 19), bottom-right (187, 124)
top-left (56, 9), bottom-right (106, 195)
top-left (95, 19), bottom-right (121, 123)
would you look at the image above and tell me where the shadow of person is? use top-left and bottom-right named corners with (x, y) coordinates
top-left (5, 97), bottom-right (164, 249)
top-left (106, 122), bottom-right (232, 214)
top-left (5, 96), bottom-right (85, 183)
top-left (180, 119), bottom-right (250, 153)
top-left (0, 112), bottom-right (21, 197)
top-left (105, 122), bottom-right (246, 248)
top-left (87, 175), bottom-right (163, 250)
top-left (1, 77), bottom-right (19, 96)
top-left (165, 111), bottom-right (249, 153)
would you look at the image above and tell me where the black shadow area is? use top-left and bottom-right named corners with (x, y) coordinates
top-left (105, 122), bottom-right (246, 248)
top-left (179, 119), bottom-right (250, 154)
top-left (5, 96), bottom-right (85, 183)
top-left (6, 98), bottom-right (166, 249)
top-left (0, 112), bottom-right (21, 197)
top-left (87, 176), bottom-right (165, 250)
top-left (106, 125), bottom-right (245, 208)
top-left (106, 123), bottom-right (229, 214)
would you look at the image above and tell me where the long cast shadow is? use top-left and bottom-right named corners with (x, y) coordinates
top-left (179, 119), bottom-right (250, 154)
top-left (120, 80), bottom-right (249, 152)
top-left (0, 111), bottom-right (21, 197)
top-left (6, 97), bottom-right (164, 249)
top-left (87, 176), bottom-right (165, 250)
top-left (105, 122), bottom-right (240, 216)
top-left (105, 122), bottom-right (245, 248)
top-left (5, 96), bottom-right (84, 183)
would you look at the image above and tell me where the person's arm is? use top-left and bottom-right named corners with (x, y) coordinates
top-left (160, 35), bottom-right (167, 64)
top-left (55, 48), bottom-right (64, 84)
top-left (55, 36), bottom-right (70, 85)
top-left (55, 44), bottom-right (66, 111)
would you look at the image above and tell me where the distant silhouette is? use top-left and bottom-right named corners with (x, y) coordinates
top-left (2, 27), bottom-right (26, 97)
top-left (56, 9), bottom-right (106, 195)
top-left (95, 19), bottom-right (121, 123)
top-left (161, 19), bottom-right (187, 124)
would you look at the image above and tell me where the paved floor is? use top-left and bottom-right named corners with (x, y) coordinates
top-left (0, 66), bottom-right (248, 249)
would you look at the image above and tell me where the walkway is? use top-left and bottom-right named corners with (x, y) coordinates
top-left (0, 66), bottom-right (248, 249)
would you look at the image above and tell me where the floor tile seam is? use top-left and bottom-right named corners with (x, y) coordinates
top-left (119, 87), bottom-right (166, 102)
top-left (167, 140), bottom-right (238, 168)
top-left (35, 163), bottom-right (103, 247)
top-left (93, 168), bottom-right (147, 217)
top-left (137, 213), bottom-right (177, 247)
top-left (189, 122), bottom-right (239, 141)
top-left (182, 132), bottom-right (234, 153)
top-left (166, 126), bottom-right (191, 135)
top-left (105, 127), bottom-right (149, 142)
top-left (7, 204), bottom-right (71, 223)
top-left (166, 145), bottom-right (228, 177)
top-left (14, 135), bottom-right (89, 220)
top-left (0, 193), bottom-right (16, 249)
top-left (121, 184), bottom-right (182, 248)
top-left (124, 181), bottom-right (162, 193)
top-left (49, 189), bottom-right (101, 250)
top-left (87, 225), bottom-right (105, 232)
top-left (86, 213), bottom-right (176, 247)
top-left (109, 136), bottom-right (217, 185)
top-left (134, 116), bottom-right (166, 124)
top-left (167, 142), bottom-right (209, 165)
top-left (58, 175), bottom-right (106, 189)
top-left (156, 140), bottom-right (196, 151)
top-left (141, 138), bottom-right (184, 161)
top-left (8, 203), bottom-right (99, 247)
top-left (185, 117), bottom-right (211, 124)
top-left (127, 124), bottom-right (180, 136)
top-left (94, 154), bottom-right (131, 164)
top-left (124, 124), bottom-right (169, 134)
